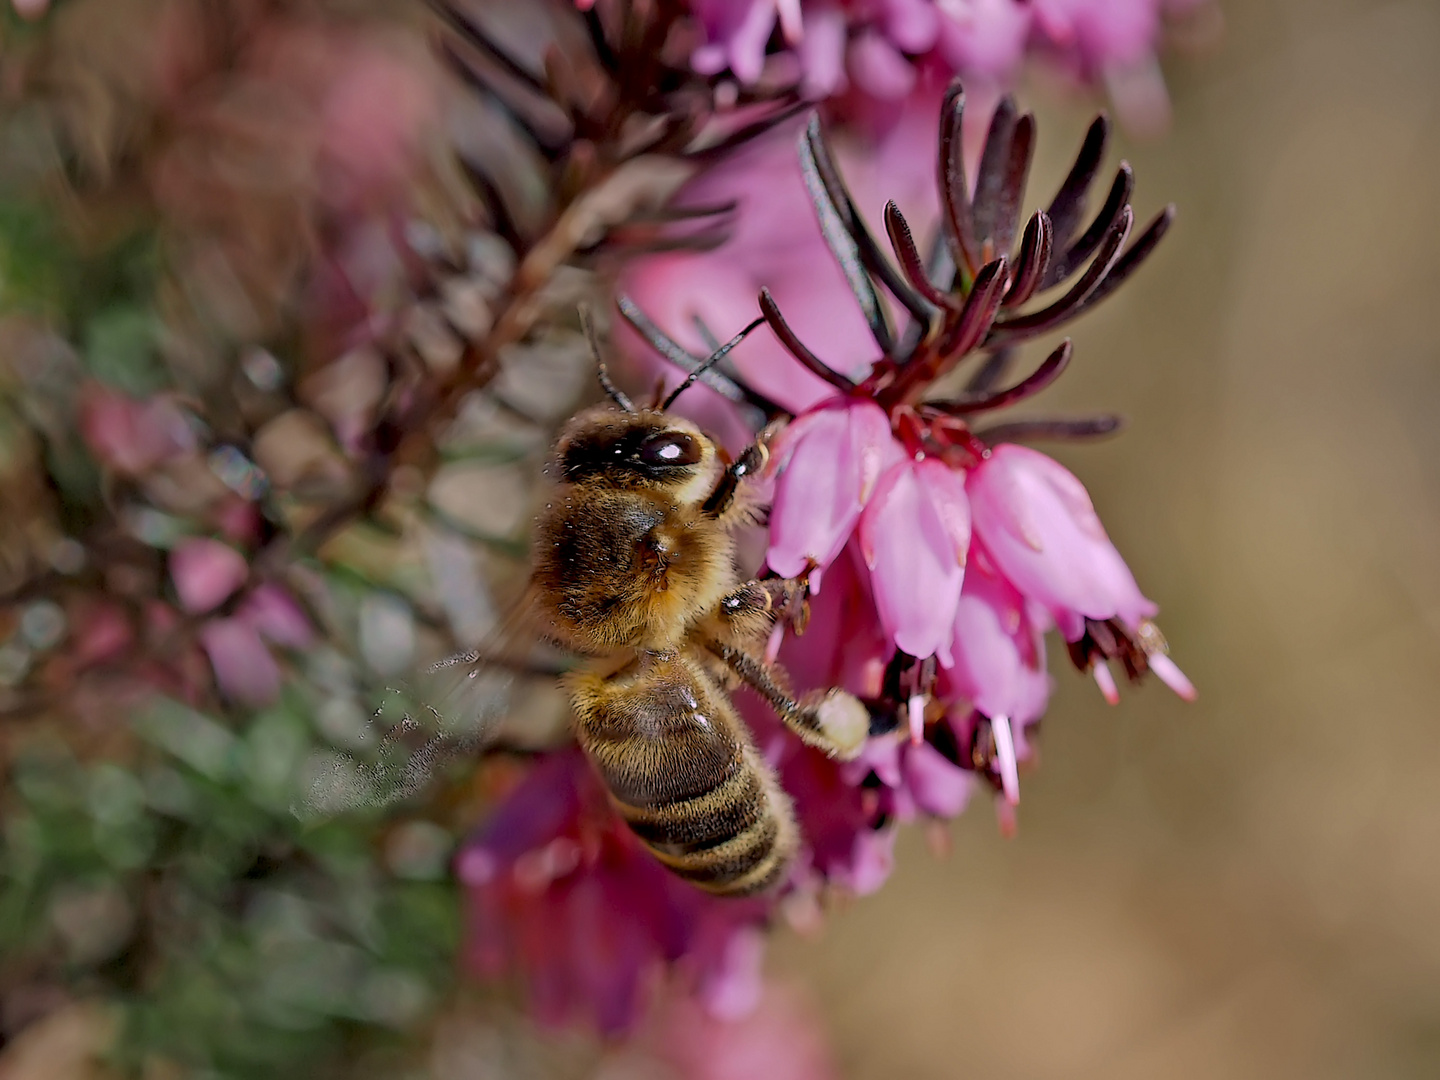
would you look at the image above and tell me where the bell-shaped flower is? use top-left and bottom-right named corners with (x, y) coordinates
top-left (844, 731), bottom-right (974, 823)
top-left (638, 979), bottom-right (840, 1080)
top-left (967, 444), bottom-right (1155, 641)
top-left (198, 616), bottom-right (281, 706)
top-left (237, 584), bottom-right (314, 650)
top-left (766, 400), bottom-right (898, 581)
top-left (940, 543), bottom-right (1052, 725)
top-left (856, 456), bottom-right (971, 664)
top-left (170, 538), bottom-right (249, 615)
top-left (683, 0), bottom-right (1191, 132)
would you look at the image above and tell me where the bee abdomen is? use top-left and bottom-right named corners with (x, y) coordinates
top-left (611, 760), bottom-right (798, 896)
top-left (568, 655), bottom-right (799, 897)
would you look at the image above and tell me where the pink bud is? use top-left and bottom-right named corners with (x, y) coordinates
top-left (199, 617), bottom-right (280, 706)
top-left (170, 538), bottom-right (248, 614)
top-left (237, 584), bottom-right (314, 650)
top-left (79, 385), bottom-right (193, 476)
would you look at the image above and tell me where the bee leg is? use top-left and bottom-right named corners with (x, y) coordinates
top-left (703, 640), bottom-right (868, 760)
top-left (710, 577), bottom-right (809, 648)
top-left (702, 418), bottom-right (787, 521)
top-left (701, 443), bottom-right (766, 520)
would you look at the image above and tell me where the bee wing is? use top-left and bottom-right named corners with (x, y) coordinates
top-left (297, 587), bottom-right (570, 820)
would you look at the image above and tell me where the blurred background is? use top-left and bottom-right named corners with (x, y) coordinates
top-left (775, 1), bottom-right (1440, 1077)
top-left (0, 0), bottom-right (1438, 1077)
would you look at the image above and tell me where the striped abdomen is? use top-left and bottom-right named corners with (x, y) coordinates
top-left (567, 651), bottom-right (797, 896)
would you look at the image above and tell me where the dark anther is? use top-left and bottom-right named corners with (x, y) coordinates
top-left (1066, 617), bottom-right (1151, 682)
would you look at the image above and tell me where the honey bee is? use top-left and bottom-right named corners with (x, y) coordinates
top-left (526, 314), bottom-right (870, 896)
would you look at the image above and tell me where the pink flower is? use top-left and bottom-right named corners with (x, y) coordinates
top-left (78, 384), bottom-right (194, 476)
top-left (690, 0), bottom-right (803, 85)
top-left (767, 409), bottom-right (977, 669)
top-left (236, 584), bottom-right (314, 650)
top-left (198, 616), bottom-right (281, 706)
top-left (935, 0), bottom-right (1032, 85)
top-left (844, 732), bottom-right (974, 822)
top-left (682, 0), bottom-right (1207, 127)
top-left (636, 980), bottom-right (840, 1080)
top-left (856, 455), bottom-right (970, 663)
top-left (170, 538), bottom-right (249, 615)
top-left (766, 399), bottom-right (898, 580)
top-left (1032, 0), bottom-right (1164, 72)
top-left (456, 750), bottom-right (769, 1035)
top-left (967, 445), bottom-right (1151, 638)
top-left (935, 551), bottom-right (1052, 804)
top-left (938, 541), bottom-right (1051, 725)
top-left (967, 445), bottom-right (1195, 703)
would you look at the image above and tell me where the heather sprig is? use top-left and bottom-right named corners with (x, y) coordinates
top-left (757, 83), bottom-right (1189, 690)
top-left (0, 1), bottom-right (1205, 1073)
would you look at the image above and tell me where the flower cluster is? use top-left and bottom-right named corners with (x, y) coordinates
top-left (457, 749), bottom-right (771, 1033)
top-left (701, 90), bottom-right (1192, 839)
top-left (462, 79), bottom-right (1195, 1039)
top-left (752, 88), bottom-right (1195, 797)
top-left (687, 0), bottom-right (1212, 132)
top-left (0, 0), bottom-right (1206, 1071)
top-left (0, 1), bottom-right (815, 1072)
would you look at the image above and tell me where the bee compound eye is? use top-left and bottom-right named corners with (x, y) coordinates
top-left (638, 431), bottom-right (702, 467)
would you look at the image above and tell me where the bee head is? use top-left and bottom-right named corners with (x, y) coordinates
top-left (550, 406), bottom-right (722, 502)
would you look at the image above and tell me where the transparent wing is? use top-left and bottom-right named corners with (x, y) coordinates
top-left (296, 596), bottom-right (572, 821)
top-left (296, 653), bottom-right (508, 819)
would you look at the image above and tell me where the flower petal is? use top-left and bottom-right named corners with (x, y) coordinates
top-left (170, 538), bottom-right (249, 615)
top-left (767, 408), bottom-right (860, 578)
top-left (768, 401), bottom-right (899, 578)
top-left (915, 457), bottom-right (971, 565)
top-left (199, 617), bottom-right (280, 706)
top-left (969, 445), bottom-right (1156, 637)
top-left (901, 740), bottom-right (973, 818)
top-left (858, 460), bottom-right (965, 663)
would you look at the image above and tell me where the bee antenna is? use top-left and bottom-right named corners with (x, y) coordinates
top-left (579, 304), bottom-right (635, 412)
top-left (661, 315), bottom-right (764, 411)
